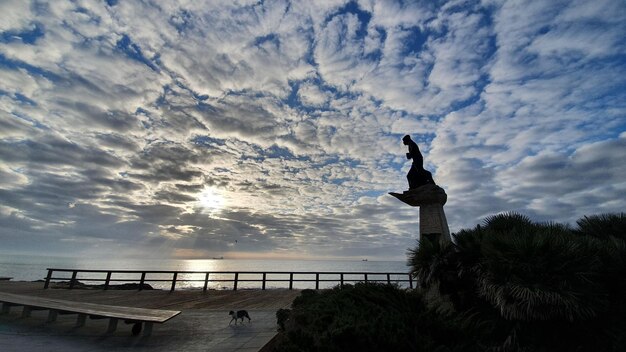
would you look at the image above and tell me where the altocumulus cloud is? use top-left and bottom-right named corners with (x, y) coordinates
top-left (0, 0), bottom-right (624, 260)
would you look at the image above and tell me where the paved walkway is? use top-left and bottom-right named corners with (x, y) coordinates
top-left (0, 281), bottom-right (300, 351)
top-left (0, 308), bottom-right (277, 352)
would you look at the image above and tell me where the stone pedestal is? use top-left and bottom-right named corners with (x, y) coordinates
top-left (389, 184), bottom-right (451, 244)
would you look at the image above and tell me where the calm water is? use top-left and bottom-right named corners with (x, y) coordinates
top-left (0, 255), bottom-right (411, 290)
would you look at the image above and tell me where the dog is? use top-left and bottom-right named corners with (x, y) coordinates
top-left (229, 310), bottom-right (251, 325)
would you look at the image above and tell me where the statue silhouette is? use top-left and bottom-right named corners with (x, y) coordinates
top-left (403, 135), bottom-right (435, 190)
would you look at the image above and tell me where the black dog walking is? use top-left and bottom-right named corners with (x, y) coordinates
top-left (229, 310), bottom-right (251, 325)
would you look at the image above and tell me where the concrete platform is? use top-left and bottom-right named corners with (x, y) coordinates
top-left (0, 307), bottom-right (278, 352)
top-left (0, 281), bottom-right (301, 351)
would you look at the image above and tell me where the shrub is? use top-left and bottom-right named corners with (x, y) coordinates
top-left (273, 212), bottom-right (626, 352)
top-left (272, 283), bottom-right (479, 352)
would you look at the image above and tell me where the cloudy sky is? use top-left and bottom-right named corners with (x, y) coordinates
top-left (1, 0), bottom-right (625, 260)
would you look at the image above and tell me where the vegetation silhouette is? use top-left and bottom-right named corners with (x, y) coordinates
top-left (408, 212), bottom-right (626, 351)
top-left (272, 212), bottom-right (626, 352)
top-left (272, 283), bottom-right (478, 352)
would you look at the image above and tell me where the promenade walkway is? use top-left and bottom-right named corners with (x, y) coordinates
top-left (0, 281), bottom-right (300, 352)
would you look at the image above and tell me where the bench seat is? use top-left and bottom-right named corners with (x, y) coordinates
top-left (0, 292), bottom-right (180, 336)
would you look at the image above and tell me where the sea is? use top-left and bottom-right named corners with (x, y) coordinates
top-left (0, 255), bottom-right (411, 290)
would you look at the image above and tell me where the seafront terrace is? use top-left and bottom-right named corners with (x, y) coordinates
top-left (0, 280), bottom-right (299, 352)
top-left (1, 267), bottom-right (413, 351)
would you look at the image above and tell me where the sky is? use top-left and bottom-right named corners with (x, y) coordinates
top-left (0, 0), bottom-right (625, 261)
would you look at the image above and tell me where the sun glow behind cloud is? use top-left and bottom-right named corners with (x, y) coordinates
top-left (196, 187), bottom-right (225, 212)
top-left (0, 0), bottom-right (624, 260)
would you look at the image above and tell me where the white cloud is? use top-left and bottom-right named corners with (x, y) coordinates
top-left (298, 82), bottom-right (331, 106)
top-left (0, 0), bottom-right (624, 259)
top-left (0, 0), bottom-right (35, 32)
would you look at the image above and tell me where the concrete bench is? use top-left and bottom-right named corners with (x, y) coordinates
top-left (0, 292), bottom-right (180, 336)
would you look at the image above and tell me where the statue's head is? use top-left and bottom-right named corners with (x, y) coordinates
top-left (402, 135), bottom-right (411, 145)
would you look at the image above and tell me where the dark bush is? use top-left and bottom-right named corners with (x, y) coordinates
top-left (276, 308), bottom-right (291, 331)
top-left (272, 283), bottom-right (480, 352)
top-left (273, 213), bottom-right (626, 352)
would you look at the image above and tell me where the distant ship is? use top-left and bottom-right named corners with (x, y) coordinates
top-left (362, 259), bottom-right (368, 261)
top-left (212, 256), bottom-right (224, 260)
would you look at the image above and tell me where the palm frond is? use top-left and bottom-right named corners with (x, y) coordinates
top-left (482, 212), bottom-right (533, 233)
top-left (575, 213), bottom-right (626, 240)
top-left (476, 223), bottom-right (607, 321)
top-left (408, 237), bottom-right (453, 288)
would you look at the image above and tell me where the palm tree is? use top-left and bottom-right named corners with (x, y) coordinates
top-left (408, 212), bottom-right (626, 351)
top-left (475, 220), bottom-right (606, 322)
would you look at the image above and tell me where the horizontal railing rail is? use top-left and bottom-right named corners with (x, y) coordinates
top-left (43, 268), bottom-right (413, 291)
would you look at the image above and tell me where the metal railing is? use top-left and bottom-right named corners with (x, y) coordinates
top-left (43, 268), bottom-right (414, 291)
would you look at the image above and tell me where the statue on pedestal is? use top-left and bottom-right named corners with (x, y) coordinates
top-left (402, 135), bottom-right (435, 190)
top-left (390, 135), bottom-right (451, 243)
top-left (391, 134), bottom-right (444, 203)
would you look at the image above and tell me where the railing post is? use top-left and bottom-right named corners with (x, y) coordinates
top-left (364, 273), bottom-right (368, 284)
top-left (262, 273), bottom-right (266, 290)
top-left (233, 273), bottom-right (239, 291)
top-left (315, 273), bottom-right (319, 290)
top-left (44, 269), bottom-right (53, 289)
top-left (409, 274), bottom-right (413, 289)
top-left (340, 273), bottom-right (344, 288)
top-left (69, 271), bottom-right (78, 289)
top-left (203, 273), bottom-right (210, 292)
top-left (139, 272), bottom-right (146, 291)
top-left (289, 273), bottom-right (293, 290)
top-left (104, 271), bottom-right (112, 290)
top-left (170, 273), bottom-right (178, 291)
top-left (387, 274), bottom-right (391, 285)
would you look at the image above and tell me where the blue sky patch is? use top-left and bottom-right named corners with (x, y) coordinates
top-left (115, 34), bottom-right (159, 72)
top-left (0, 23), bottom-right (44, 44)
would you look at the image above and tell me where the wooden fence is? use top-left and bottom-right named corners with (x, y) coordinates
top-left (43, 268), bottom-right (414, 291)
